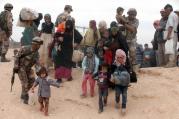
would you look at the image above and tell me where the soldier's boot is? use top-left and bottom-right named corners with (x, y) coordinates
top-left (1, 54), bottom-right (10, 62)
top-left (23, 94), bottom-right (29, 104)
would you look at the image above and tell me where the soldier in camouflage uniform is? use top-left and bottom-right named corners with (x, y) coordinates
top-left (55, 5), bottom-right (73, 27)
top-left (116, 8), bottom-right (139, 72)
top-left (0, 3), bottom-right (13, 62)
top-left (14, 37), bottom-right (43, 104)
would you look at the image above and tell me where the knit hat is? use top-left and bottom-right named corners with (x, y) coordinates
top-left (115, 49), bottom-right (126, 65)
top-left (86, 47), bottom-right (94, 54)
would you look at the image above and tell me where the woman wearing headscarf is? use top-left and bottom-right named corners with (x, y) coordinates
top-left (39, 14), bottom-right (55, 69)
top-left (81, 20), bottom-right (101, 53)
top-left (51, 19), bottom-right (82, 82)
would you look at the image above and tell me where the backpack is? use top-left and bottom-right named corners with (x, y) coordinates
top-left (0, 11), bottom-right (8, 32)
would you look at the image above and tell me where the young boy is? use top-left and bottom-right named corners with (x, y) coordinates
top-left (93, 62), bottom-right (109, 113)
top-left (31, 67), bottom-right (60, 116)
top-left (111, 49), bottom-right (130, 116)
top-left (81, 47), bottom-right (99, 98)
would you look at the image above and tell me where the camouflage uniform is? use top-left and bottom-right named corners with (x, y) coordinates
top-left (14, 46), bottom-right (39, 104)
top-left (0, 3), bottom-right (13, 62)
top-left (125, 9), bottom-right (139, 71)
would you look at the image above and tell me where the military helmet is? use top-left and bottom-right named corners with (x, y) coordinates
top-left (44, 14), bottom-right (51, 19)
top-left (4, 3), bottom-right (13, 10)
top-left (64, 5), bottom-right (73, 11)
top-left (127, 8), bottom-right (137, 16)
top-left (32, 37), bottom-right (43, 45)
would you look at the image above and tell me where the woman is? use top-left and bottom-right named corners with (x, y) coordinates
top-left (51, 19), bottom-right (82, 82)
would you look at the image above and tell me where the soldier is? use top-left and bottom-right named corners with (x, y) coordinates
top-left (14, 37), bottom-right (43, 104)
top-left (116, 8), bottom-right (139, 72)
top-left (0, 3), bottom-right (13, 62)
top-left (55, 5), bottom-right (73, 27)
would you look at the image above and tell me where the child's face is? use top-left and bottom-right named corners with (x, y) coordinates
top-left (45, 17), bottom-right (51, 23)
top-left (103, 30), bottom-right (109, 38)
top-left (40, 72), bottom-right (47, 78)
top-left (117, 10), bottom-right (123, 15)
top-left (116, 55), bottom-right (124, 64)
top-left (101, 66), bottom-right (107, 72)
top-left (86, 52), bottom-right (93, 58)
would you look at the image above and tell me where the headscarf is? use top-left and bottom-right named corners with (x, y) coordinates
top-left (89, 20), bottom-right (98, 40)
top-left (115, 49), bottom-right (126, 65)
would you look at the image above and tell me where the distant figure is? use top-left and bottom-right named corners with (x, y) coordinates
top-left (55, 5), bottom-right (73, 27)
top-left (0, 3), bottom-right (13, 62)
top-left (31, 67), bottom-right (60, 116)
top-left (98, 20), bottom-right (107, 37)
top-left (142, 44), bottom-right (152, 67)
top-left (136, 43), bottom-right (143, 68)
top-left (164, 4), bottom-right (178, 68)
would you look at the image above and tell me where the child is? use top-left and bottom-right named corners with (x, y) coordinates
top-left (111, 49), bottom-right (130, 116)
top-left (81, 47), bottom-right (99, 98)
top-left (31, 67), bottom-right (60, 116)
top-left (116, 7), bottom-right (125, 25)
top-left (93, 62), bottom-right (109, 113)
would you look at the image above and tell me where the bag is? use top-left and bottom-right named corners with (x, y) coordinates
top-left (72, 29), bottom-right (84, 62)
top-left (163, 30), bottom-right (174, 40)
top-left (113, 71), bottom-right (130, 86)
top-left (29, 92), bottom-right (36, 106)
top-left (130, 71), bottom-right (137, 83)
top-left (72, 50), bottom-right (84, 62)
top-left (165, 39), bottom-right (174, 54)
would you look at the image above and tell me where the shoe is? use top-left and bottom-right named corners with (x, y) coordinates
top-left (56, 79), bottom-right (62, 83)
top-left (121, 108), bottom-right (126, 116)
top-left (115, 103), bottom-right (120, 109)
top-left (98, 109), bottom-right (103, 114)
top-left (80, 94), bottom-right (86, 98)
top-left (67, 77), bottom-right (73, 81)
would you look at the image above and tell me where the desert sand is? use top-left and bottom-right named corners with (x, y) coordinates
top-left (0, 49), bottom-right (179, 119)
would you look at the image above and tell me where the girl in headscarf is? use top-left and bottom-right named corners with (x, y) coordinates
top-left (110, 49), bottom-right (130, 116)
top-left (39, 14), bottom-right (55, 69)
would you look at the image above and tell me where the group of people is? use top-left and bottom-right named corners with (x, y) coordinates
top-left (1, 2), bottom-right (177, 117)
top-left (0, 3), bottom-right (138, 116)
top-left (135, 4), bottom-right (179, 68)
top-left (152, 4), bottom-right (179, 68)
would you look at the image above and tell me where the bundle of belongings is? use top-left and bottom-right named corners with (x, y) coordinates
top-left (17, 8), bottom-right (39, 27)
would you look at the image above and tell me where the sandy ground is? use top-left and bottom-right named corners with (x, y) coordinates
top-left (1, 49), bottom-right (179, 119)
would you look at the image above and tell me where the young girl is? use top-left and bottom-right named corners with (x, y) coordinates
top-left (111, 49), bottom-right (130, 116)
top-left (31, 67), bottom-right (60, 116)
top-left (81, 47), bottom-right (99, 97)
top-left (93, 62), bottom-right (109, 113)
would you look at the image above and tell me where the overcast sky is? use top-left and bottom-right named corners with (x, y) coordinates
top-left (0, 0), bottom-right (178, 46)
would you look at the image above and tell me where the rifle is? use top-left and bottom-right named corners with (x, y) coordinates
top-left (10, 69), bottom-right (15, 92)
